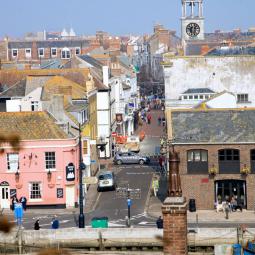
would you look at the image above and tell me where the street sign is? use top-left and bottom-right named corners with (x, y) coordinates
top-left (115, 187), bottom-right (141, 199)
top-left (127, 198), bottom-right (132, 207)
top-left (83, 176), bottom-right (98, 184)
top-left (112, 132), bottom-right (117, 137)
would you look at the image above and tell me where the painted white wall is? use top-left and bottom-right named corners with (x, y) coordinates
top-left (6, 99), bottom-right (21, 112)
top-left (163, 56), bottom-right (255, 109)
top-left (206, 93), bottom-right (237, 108)
top-left (21, 87), bottom-right (43, 111)
top-left (97, 93), bottom-right (109, 110)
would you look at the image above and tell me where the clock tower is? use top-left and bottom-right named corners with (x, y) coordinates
top-left (181, 0), bottom-right (205, 41)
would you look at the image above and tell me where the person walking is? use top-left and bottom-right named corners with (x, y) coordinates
top-left (152, 176), bottom-right (159, 197)
top-left (147, 113), bottom-right (152, 124)
top-left (34, 219), bottom-right (40, 230)
top-left (157, 116), bottom-right (162, 126)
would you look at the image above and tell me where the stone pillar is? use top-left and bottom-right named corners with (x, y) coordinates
top-left (162, 197), bottom-right (188, 255)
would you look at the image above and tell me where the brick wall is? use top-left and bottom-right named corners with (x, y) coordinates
top-left (174, 144), bottom-right (255, 209)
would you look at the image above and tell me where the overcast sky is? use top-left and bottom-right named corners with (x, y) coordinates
top-left (1, 0), bottom-right (254, 38)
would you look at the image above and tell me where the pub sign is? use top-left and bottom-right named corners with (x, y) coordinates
top-left (66, 163), bottom-right (75, 181)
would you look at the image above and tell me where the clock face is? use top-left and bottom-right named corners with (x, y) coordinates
top-left (186, 23), bottom-right (200, 37)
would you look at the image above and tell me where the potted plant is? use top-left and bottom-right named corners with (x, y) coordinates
top-left (209, 166), bottom-right (217, 175)
top-left (241, 165), bottom-right (250, 175)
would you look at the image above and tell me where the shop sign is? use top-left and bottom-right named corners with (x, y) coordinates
top-left (57, 188), bottom-right (63, 198)
top-left (10, 189), bottom-right (17, 198)
top-left (0, 181), bottom-right (9, 186)
top-left (66, 163), bottom-right (75, 181)
top-left (201, 178), bottom-right (209, 183)
top-left (128, 102), bottom-right (134, 108)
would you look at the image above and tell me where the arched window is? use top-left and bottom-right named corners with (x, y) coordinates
top-left (218, 149), bottom-right (240, 174)
top-left (187, 149), bottom-right (208, 174)
top-left (61, 47), bottom-right (71, 59)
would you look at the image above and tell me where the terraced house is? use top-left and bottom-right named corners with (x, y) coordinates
top-left (0, 111), bottom-right (80, 209)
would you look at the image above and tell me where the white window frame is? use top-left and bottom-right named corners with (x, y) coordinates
top-left (61, 48), bottom-right (71, 59)
top-left (51, 48), bottom-right (57, 57)
top-left (31, 101), bottom-right (39, 111)
top-left (29, 182), bottom-right (42, 201)
top-left (7, 153), bottom-right (19, 172)
top-left (25, 48), bottom-right (31, 58)
top-left (237, 94), bottom-right (249, 103)
top-left (12, 49), bottom-right (18, 58)
top-left (45, 151), bottom-right (56, 170)
top-left (38, 48), bottom-right (44, 58)
top-left (75, 47), bottom-right (81, 55)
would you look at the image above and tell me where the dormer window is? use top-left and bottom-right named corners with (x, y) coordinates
top-left (38, 48), bottom-right (44, 58)
top-left (51, 48), bottom-right (57, 57)
top-left (75, 47), bottom-right (81, 55)
top-left (61, 47), bottom-right (71, 59)
top-left (12, 49), bottom-right (18, 58)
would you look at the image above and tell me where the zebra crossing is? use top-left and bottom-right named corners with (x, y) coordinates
top-left (108, 212), bottom-right (156, 227)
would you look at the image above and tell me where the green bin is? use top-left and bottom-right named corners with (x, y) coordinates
top-left (91, 217), bottom-right (108, 228)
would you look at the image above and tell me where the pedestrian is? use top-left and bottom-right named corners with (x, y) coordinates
top-left (152, 176), bottom-right (159, 197)
top-left (51, 216), bottom-right (59, 229)
top-left (159, 156), bottom-right (164, 170)
top-left (20, 196), bottom-right (27, 211)
top-left (162, 117), bottom-right (166, 127)
top-left (11, 196), bottom-right (18, 211)
top-left (34, 219), bottom-right (40, 230)
top-left (157, 116), bottom-right (162, 126)
top-left (156, 216), bottom-right (163, 229)
top-left (147, 114), bottom-right (152, 124)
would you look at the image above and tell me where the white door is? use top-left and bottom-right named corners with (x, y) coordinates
top-left (0, 186), bottom-right (10, 209)
top-left (66, 186), bottom-right (75, 207)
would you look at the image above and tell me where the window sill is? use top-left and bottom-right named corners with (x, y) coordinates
top-left (28, 199), bottom-right (42, 202)
top-left (45, 169), bottom-right (56, 172)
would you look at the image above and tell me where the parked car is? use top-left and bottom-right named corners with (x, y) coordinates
top-left (97, 171), bottom-right (116, 191)
top-left (113, 152), bottom-right (150, 165)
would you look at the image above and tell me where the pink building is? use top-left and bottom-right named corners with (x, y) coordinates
top-left (0, 111), bottom-right (80, 209)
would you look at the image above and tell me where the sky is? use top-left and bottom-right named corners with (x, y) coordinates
top-left (0, 0), bottom-right (254, 38)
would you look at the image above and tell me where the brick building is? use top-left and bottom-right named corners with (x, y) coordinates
top-left (2, 39), bottom-right (91, 62)
top-left (167, 108), bottom-right (255, 210)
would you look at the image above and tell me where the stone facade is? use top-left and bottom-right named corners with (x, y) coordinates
top-left (174, 144), bottom-right (255, 210)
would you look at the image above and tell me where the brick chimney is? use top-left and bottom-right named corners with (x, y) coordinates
top-left (162, 150), bottom-right (188, 255)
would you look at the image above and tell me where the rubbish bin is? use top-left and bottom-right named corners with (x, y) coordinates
top-left (232, 244), bottom-right (242, 255)
top-left (91, 217), bottom-right (108, 228)
top-left (189, 199), bottom-right (196, 212)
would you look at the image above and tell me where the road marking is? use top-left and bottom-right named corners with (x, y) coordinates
top-left (126, 172), bottom-right (154, 175)
top-left (138, 221), bottom-right (156, 226)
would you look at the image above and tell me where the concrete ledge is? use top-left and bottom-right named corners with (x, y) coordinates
top-left (1, 227), bottom-right (254, 248)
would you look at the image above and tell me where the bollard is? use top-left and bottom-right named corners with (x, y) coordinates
top-left (225, 207), bottom-right (229, 219)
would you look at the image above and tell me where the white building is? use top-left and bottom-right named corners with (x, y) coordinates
top-left (163, 55), bottom-right (255, 109)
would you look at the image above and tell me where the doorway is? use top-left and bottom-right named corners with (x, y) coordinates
top-left (215, 180), bottom-right (246, 208)
top-left (0, 181), bottom-right (10, 209)
top-left (66, 185), bottom-right (75, 208)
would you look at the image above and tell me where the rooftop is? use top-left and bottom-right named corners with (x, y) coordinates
top-left (0, 111), bottom-right (69, 140)
top-left (182, 88), bottom-right (215, 94)
top-left (171, 108), bottom-right (255, 144)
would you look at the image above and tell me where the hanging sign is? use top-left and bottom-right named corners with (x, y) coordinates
top-left (66, 163), bottom-right (75, 181)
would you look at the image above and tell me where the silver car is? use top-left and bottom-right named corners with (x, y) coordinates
top-left (97, 171), bottom-right (116, 191)
top-left (113, 152), bottom-right (150, 165)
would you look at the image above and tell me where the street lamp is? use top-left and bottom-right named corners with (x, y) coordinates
top-left (72, 123), bottom-right (86, 228)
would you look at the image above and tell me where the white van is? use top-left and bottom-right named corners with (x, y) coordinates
top-left (97, 171), bottom-right (116, 191)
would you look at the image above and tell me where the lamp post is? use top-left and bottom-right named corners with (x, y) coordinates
top-left (78, 124), bottom-right (86, 228)
top-left (72, 123), bottom-right (86, 228)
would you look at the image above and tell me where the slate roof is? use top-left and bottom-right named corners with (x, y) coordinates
top-left (0, 111), bottom-right (69, 140)
top-left (66, 101), bottom-right (88, 112)
top-left (206, 46), bottom-right (255, 56)
top-left (182, 88), bottom-right (215, 94)
top-left (79, 55), bottom-right (103, 70)
top-left (8, 40), bottom-right (90, 49)
top-left (0, 79), bottom-right (26, 98)
top-left (171, 109), bottom-right (255, 144)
